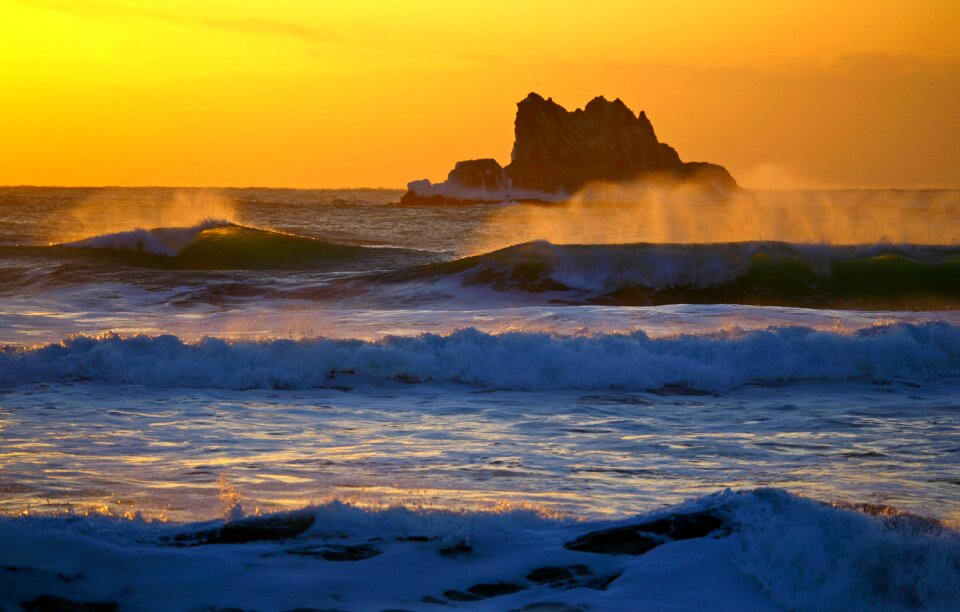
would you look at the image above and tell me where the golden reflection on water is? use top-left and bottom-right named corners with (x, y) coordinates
top-left (4, 466), bottom-right (960, 529)
top-left (2, 381), bottom-right (959, 526)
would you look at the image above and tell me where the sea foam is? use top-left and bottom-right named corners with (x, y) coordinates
top-left (1, 489), bottom-right (957, 610)
top-left (2, 322), bottom-right (958, 391)
top-left (61, 219), bottom-right (231, 256)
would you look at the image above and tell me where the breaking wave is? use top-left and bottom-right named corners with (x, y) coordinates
top-left (54, 222), bottom-right (438, 270)
top-left (13, 230), bottom-right (960, 308)
top-left (2, 322), bottom-right (959, 391)
top-left (731, 489), bottom-right (960, 611)
top-left (62, 219), bottom-right (233, 256)
top-left (392, 240), bottom-right (960, 309)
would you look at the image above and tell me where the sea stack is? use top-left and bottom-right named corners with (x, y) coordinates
top-left (400, 92), bottom-right (738, 204)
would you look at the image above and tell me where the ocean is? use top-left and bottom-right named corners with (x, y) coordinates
top-left (1, 186), bottom-right (959, 610)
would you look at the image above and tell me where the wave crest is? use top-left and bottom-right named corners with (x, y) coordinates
top-left (2, 322), bottom-right (959, 390)
top-left (62, 219), bottom-right (231, 256)
top-left (394, 241), bottom-right (960, 309)
top-left (57, 223), bottom-right (437, 270)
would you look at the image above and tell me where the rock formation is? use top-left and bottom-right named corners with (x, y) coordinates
top-left (400, 92), bottom-right (738, 204)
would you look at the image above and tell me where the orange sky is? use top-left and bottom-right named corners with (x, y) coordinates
top-left (2, 0), bottom-right (959, 189)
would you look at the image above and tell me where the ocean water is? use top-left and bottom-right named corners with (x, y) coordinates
top-left (1, 186), bottom-right (959, 610)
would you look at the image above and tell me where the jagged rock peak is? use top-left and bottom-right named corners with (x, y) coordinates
top-left (508, 93), bottom-right (680, 193)
top-left (583, 95), bottom-right (629, 113)
top-left (400, 92), bottom-right (738, 205)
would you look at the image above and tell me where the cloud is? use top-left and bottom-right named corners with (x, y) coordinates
top-left (744, 51), bottom-right (960, 80)
top-left (14, 0), bottom-right (336, 46)
top-left (828, 51), bottom-right (927, 77)
top-left (198, 15), bottom-right (331, 45)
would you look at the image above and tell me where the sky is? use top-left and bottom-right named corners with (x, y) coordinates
top-left (1, 0), bottom-right (959, 189)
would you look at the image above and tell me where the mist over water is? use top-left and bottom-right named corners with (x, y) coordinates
top-left (472, 183), bottom-right (960, 251)
top-left (49, 189), bottom-right (240, 245)
top-left (9, 184), bottom-right (960, 257)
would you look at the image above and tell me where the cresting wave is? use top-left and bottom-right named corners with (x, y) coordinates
top-left (393, 240), bottom-right (960, 309)
top-left (56, 221), bottom-right (438, 270)
top-left (2, 322), bottom-right (959, 391)
top-left (62, 218), bottom-right (233, 256)
top-left (1, 488), bottom-right (957, 610)
top-left (15, 227), bottom-right (960, 308)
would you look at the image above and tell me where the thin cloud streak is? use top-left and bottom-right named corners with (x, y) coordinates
top-left (15, 0), bottom-right (337, 45)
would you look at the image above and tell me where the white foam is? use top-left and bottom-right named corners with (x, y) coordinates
top-left (61, 219), bottom-right (231, 256)
top-left (0, 489), bottom-right (956, 610)
top-left (732, 488), bottom-right (960, 611)
top-left (2, 322), bottom-right (958, 391)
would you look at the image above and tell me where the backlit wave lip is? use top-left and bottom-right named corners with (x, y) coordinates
top-left (61, 218), bottom-right (234, 256)
top-left (5, 233), bottom-right (960, 307)
top-left (385, 240), bottom-right (960, 309)
top-left (2, 322), bottom-right (958, 391)
top-left (54, 221), bottom-right (440, 270)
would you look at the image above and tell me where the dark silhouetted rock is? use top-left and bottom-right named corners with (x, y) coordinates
top-left (526, 566), bottom-right (574, 584)
top-left (508, 94), bottom-right (682, 194)
top-left (564, 510), bottom-right (727, 555)
top-left (447, 159), bottom-right (511, 192)
top-left (650, 384), bottom-right (717, 397)
top-left (563, 527), bottom-right (661, 555)
top-left (466, 582), bottom-right (527, 598)
top-left (397, 535), bottom-right (436, 542)
top-left (442, 590), bottom-right (481, 602)
top-left (661, 511), bottom-right (727, 540)
top-left (523, 564), bottom-right (617, 593)
top-left (169, 511), bottom-right (316, 545)
top-left (214, 513), bottom-right (315, 544)
top-left (620, 510), bottom-right (726, 540)
top-left (19, 595), bottom-right (118, 612)
top-left (286, 543), bottom-right (382, 561)
top-left (442, 581), bottom-right (526, 602)
top-left (401, 93), bottom-right (737, 204)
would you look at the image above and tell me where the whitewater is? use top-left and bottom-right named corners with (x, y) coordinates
top-left (1, 186), bottom-right (959, 610)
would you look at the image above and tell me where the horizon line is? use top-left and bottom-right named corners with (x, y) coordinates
top-left (0, 184), bottom-right (404, 191)
top-left (2, 183), bottom-right (960, 192)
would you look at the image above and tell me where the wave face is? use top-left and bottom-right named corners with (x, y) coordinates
top-left (2, 322), bottom-right (958, 391)
top-left (393, 241), bottom-right (960, 309)
top-left (730, 489), bottom-right (960, 611)
top-left (56, 221), bottom-right (438, 271)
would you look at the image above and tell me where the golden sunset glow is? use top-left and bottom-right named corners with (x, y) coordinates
top-left (2, 0), bottom-right (959, 188)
